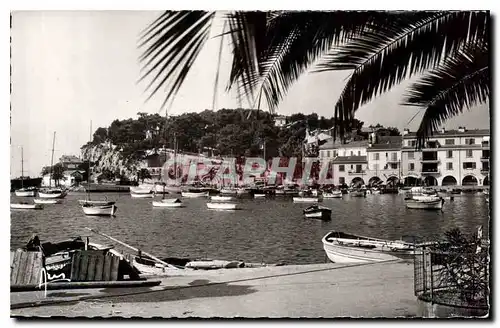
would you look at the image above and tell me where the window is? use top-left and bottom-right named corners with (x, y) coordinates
top-left (339, 177), bottom-right (345, 185)
top-left (445, 139), bottom-right (455, 145)
top-left (447, 162), bottom-right (453, 170)
top-left (350, 165), bottom-right (354, 170)
top-left (466, 150), bottom-right (473, 158)
top-left (463, 162), bottom-right (476, 170)
top-left (390, 163), bottom-right (398, 169)
top-left (374, 153), bottom-right (380, 160)
top-left (408, 140), bottom-right (417, 147)
top-left (465, 138), bottom-right (475, 145)
top-left (333, 151), bottom-right (337, 157)
top-left (326, 150), bottom-right (330, 158)
top-left (409, 163), bottom-right (415, 171)
top-left (356, 164), bottom-right (362, 173)
top-left (339, 165), bottom-right (345, 172)
top-left (391, 153), bottom-right (397, 161)
top-left (358, 151), bottom-right (361, 156)
top-left (447, 150), bottom-right (453, 158)
top-left (350, 151), bottom-right (354, 156)
top-left (408, 152), bottom-right (414, 159)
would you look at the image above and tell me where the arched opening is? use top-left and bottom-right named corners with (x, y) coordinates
top-left (483, 176), bottom-right (489, 186)
top-left (368, 176), bottom-right (382, 187)
top-left (462, 175), bottom-right (478, 186)
top-left (441, 176), bottom-right (458, 186)
top-left (404, 176), bottom-right (421, 186)
top-left (386, 176), bottom-right (399, 187)
top-left (351, 177), bottom-right (365, 187)
top-left (423, 176), bottom-right (438, 186)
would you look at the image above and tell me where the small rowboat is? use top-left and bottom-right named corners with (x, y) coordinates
top-left (34, 198), bottom-right (62, 204)
top-left (11, 203), bottom-right (43, 210)
top-left (293, 197), bottom-right (320, 203)
top-left (81, 203), bottom-right (118, 216)
top-left (303, 205), bottom-right (332, 221)
top-left (131, 192), bottom-right (155, 198)
top-left (211, 195), bottom-right (234, 201)
top-left (15, 188), bottom-right (37, 197)
top-left (253, 193), bottom-right (266, 198)
top-left (78, 199), bottom-right (116, 206)
top-left (182, 191), bottom-right (209, 198)
top-left (38, 188), bottom-right (67, 199)
top-left (323, 191), bottom-right (342, 198)
top-left (405, 198), bottom-right (444, 210)
top-left (206, 202), bottom-right (239, 210)
top-left (152, 198), bottom-right (184, 208)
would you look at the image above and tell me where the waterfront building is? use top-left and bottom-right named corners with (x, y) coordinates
top-left (366, 134), bottom-right (402, 187)
top-left (319, 140), bottom-right (369, 186)
top-left (401, 127), bottom-right (490, 187)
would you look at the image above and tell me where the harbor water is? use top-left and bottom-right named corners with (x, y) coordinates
top-left (10, 192), bottom-right (490, 265)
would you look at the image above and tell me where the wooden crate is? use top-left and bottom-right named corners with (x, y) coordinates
top-left (70, 250), bottom-right (120, 281)
top-left (10, 250), bottom-right (43, 286)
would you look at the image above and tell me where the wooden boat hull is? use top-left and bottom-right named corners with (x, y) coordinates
top-left (34, 198), bottom-right (62, 204)
top-left (82, 204), bottom-right (117, 216)
top-left (182, 191), bottom-right (209, 198)
top-left (206, 202), bottom-right (238, 210)
top-left (130, 192), bottom-right (155, 198)
top-left (405, 199), bottom-right (443, 210)
top-left (293, 197), bottom-right (319, 203)
top-left (15, 190), bottom-right (36, 197)
top-left (152, 200), bottom-right (184, 208)
top-left (322, 232), bottom-right (415, 263)
top-left (11, 203), bottom-right (43, 210)
top-left (78, 200), bottom-right (116, 206)
top-left (323, 192), bottom-right (342, 198)
top-left (304, 206), bottom-right (332, 221)
top-left (38, 190), bottom-right (67, 199)
top-left (211, 195), bottom-right (233, 201)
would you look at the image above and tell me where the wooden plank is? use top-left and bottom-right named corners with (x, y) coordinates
top-left (78, 252), bottom-right (89, 281)
top-left (70, 252), bottom-right (82, 281)
top-left (15, 251), bottom-right (29, 285)
top-left (10, 250), bottom-right (22, 285)
top-left (109, 255), bottom-right (120, 281)
top-left (29, 252), bottom-right (43, 285)
top-left (86, 253), bottom-right (97, 281)
top-left (102, 255), bottom-right (112, 281)
top-left (94, 253), bottom-right (104, 281)
top-left (22, 252), bottom-right (35, 285)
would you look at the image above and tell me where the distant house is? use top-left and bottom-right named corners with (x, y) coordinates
top-left (59, 155), bottom-right (84, 170)
top-left (42, 169), bottom-right (85, 187)
top-left (274, 115), bottom-right (288, 128)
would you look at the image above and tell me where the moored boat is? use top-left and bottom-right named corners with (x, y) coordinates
top-left (38, 188), bottom-right (67, 199)
top-left (34, 198), bottom-right (62, 204)
top-left (181, 191), bottom-right (209, 198)
top-left (349, 189), bottom-right (366, 197)
top-left (303, 205), bottom-right (332, 221)
top-left (206, 202), bottom-right (239, 210)
top-left (211, 195), bottom-right (234, 201)
top-left (15, 187), bottom-right (37, 197)
top-left (129, 186), bottom-right (154, 194)
top-left (152, 198), bottom-right (184, 208)
top-left (405, 198), bottom-right (444, 210)
top-left (81, 203), bottom-right (118, 216)
top-left (131, 191), bottom-right (155, 198)
top-left (11, 203), bottom-right (43, 210)
top-left (323, 190), bottom-right (342, 198)
top-left (293, 197), bottom-right (320, 203)
top-left (78, 199), bottom-right (116, 206)
top-left (322, 231), bottom-right (415, 263)
top-left (253, 193), bottom-right (266, 198)
top-left (220, 187), bottom-right (238, 195)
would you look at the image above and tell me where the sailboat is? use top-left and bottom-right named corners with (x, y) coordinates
top-left (37, 132), bottom-right (67, 199)
top-left (14, 147), bottom-right (37, 197)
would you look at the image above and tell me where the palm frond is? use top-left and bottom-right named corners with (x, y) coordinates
top-left (402, 43), bottom-right (489, 146)
top-left (322, 11), bottom-right (489, 139)
top-left (139, 11), bottom-right (216, 108)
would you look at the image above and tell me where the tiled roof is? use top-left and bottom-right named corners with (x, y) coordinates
top-left (403, 129), bottom-right (490, 138)
top-left (367, 136), bottom-right (403, 151)
top-left (332, 155), bottom-right (367, 163)
top-left (319, 140), bottom-right (369, 150)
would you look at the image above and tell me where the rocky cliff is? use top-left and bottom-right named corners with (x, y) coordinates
top-left (80, 142), bottom-right (139, 181)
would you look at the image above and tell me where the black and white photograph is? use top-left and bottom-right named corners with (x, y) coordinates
top-left (8, 6), bottom-right (491, 319)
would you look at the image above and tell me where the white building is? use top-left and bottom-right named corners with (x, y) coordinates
top-left (401, 127), bottom-right (490, 187)
top-left (273, 115), bottom-right (287, 128)
top-left (365, 135), bottom-right (402, 187)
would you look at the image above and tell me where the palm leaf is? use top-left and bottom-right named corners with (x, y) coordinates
top-left (318, 11), bottom-right (489, 139)
top-left (402, 43), bottom-right (489, 146)
top-left (139, 11), bottom-right (216, 109)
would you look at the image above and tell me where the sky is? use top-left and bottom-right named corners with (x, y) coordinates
top-left (10, 11), bottom-right (491, 178)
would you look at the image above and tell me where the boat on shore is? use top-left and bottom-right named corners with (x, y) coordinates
top-left (405, 198), bottom-right (444, 210)
top-left (303, 205), bottom-right (332, 221)
top-left (11, 202), bottom-right (43, 210)
top-left (206, 202), bottom-right (239, 210)
top-left (152, 198), bottom-right (184, 208)
top-left (82, 203), bottom-right (118, 216)
top-left (322, 231), bottom-right (415, 263)
top-left (34, 198), bottom-right (62, 205)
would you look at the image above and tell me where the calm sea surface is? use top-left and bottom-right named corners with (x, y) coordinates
top-left (10, 192), bottom-right (490, 265)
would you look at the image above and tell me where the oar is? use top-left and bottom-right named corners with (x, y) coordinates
top-left (85, 227), bottom-right (172, 268)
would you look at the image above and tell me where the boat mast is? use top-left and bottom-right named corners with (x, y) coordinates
top-left (87, 121), bottom-right (92, 200)
top-left (49, 131), bottom-right (56, 188)
top-left (20, 147), bottom-right (24, 189)
top-left (173, 132), bottom-right (177, 185)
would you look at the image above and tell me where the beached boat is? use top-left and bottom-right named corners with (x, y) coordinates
top-left (323, 190), bottom-right (342, 198)
top-left (322, 231), bottom-right (415, 263)
top-left (152, 198), bottom-right (184, 208)
top-left (11, 203), bottom-right (43, 210)
top-left (182, 191), bottom-right (209, 198)
top-left (405, 198), bottom-right (444, 210)
top-left (303, 205), bottom-right (332, 221)
top-left (206, 202), bottom-right (239, 210)
top-left (131, 191), bottom-right (155, 198)
top-left (34, 198), bottom-right (62, 204)
top-left (293, 197), bottom-right (320, 203)
top-left (211, 195), bottom-right (234, 201)
top-left (81, 203), bottom-right (118, 216)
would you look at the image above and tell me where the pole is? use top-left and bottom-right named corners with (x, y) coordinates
top-left (21, 147), bottom-right (24, 188)
top-left (212, 20), bottom-right (226, 111)
top-left (49, 131), bottom-right (56, 188)
top-left (87, 121), bottom-right (92, 200)
top-left (174, 132), bottom-right (177, 185)
top-left (85, 227), bottom-right (174, 268)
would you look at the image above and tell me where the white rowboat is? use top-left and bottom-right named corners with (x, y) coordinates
top-left (11, 203), bottom-right (43, 210)
top-left (323, 191), bottom-right (342, 198)
top-left (253, 193), bottom-right (266, 198)
top-left (15, 189), bottom-right (36, 197)
top-left (78, 200), bottom-right (116, 206)
top-left (38, 188), bottom-right (67, 199)
top-left (206, 202), bottom-right (239, 210)
top-left (293, 197), bottom-right (320, 203)
top-left (131, 192), bottom-right (155, 198)
top-left (405, 198), bottom-right (444, 210)
top-left (303, 205), bottom-right (332, 220)
top-left (211, 195), bottom-right (234, 201)
top-left (34, 198), bottom-right (62, 204)
top-left (82, 204), bottom-right (117, 216)
top-left (182, 191), bottom-right (209, 198)
top-left (152, 198), bottom-right (184, 208)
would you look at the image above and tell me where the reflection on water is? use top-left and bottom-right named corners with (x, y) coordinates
top-left (10, 192), bottom-right (489, 264)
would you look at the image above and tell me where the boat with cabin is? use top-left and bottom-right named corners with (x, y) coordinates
top-left (14, 147), bottom-right (38, 197)
top-left (322, 231), bottom-right (415, 263)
